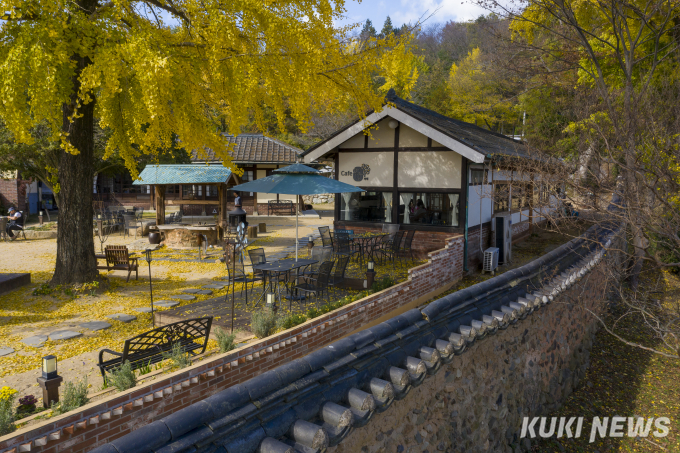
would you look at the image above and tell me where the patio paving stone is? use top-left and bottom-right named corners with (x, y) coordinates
top-left (202, 284), bottom-right (226, 290)
top-left (79, 321), bottom-right (112, 331)
top-left (49, 330), bottom-right (83, 341)
top-left (21, 335), bottom-right (48, 347)
top-left (182, 288), bottom-right (213, 295)
top-left (172, 294), bottom-right (196, 301)
top-left (0, 347), bottom-right (14, 356)
top-left (135, 307), bottom-right (154, 313)
top-left (155, 300), bottom-right (180, 308)
top-left (107, 313), bottom-right (137, 323)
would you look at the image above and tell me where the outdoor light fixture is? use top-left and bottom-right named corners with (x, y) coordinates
top-left (37, 355), bottom-right (62, 408)
top-left (39, 211), bottom-right (44, 226)
top-left (266, 293), bottom-right (275, 308)
top-left (366, 260), bottom-right (376, 288)
top-left (145, 249), bottom-right (154, 327)
top-left (388, 119), bottom-right (399, 129)
top-left (42, 355), bottom-right (57, 379)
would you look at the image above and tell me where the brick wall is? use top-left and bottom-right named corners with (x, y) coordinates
top-left (0, 235), bottom-right (465, 453)
top-left (0, 178), bottom-right (19, 211)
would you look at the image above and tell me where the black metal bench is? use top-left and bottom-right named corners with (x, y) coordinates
top-left (268, 199), bottom-right (295, 215)
top-left (97, 317), bottom-right (213, 377)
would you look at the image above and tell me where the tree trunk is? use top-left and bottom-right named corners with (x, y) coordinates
top-left (51, 12), bottom-right (98, 284)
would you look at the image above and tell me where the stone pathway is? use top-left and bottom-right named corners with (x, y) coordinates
top-left (48, 330), bottom-right (83, 341)
top-left (79, 321), bottom-right (112, 331)
top-left (154, 300), bottom-right (180, 308)
top-left (0, 346), bottom-right (15, 356)
top-left (107, 313), bottom-right (137, 323)
top-left (21, 336), bottom-right (47, 348)
top-left (172, 294), bottom-right (196, 301)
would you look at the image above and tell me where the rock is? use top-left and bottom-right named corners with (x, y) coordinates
top-left (182, 288), bottom-right (203, 294)
top-left (172, 294), bottom-right (196, 301)
top-left (49, 330), bottom-right (83, 341)
top-left (135, 307), bottom-right (154, 313)
top-left (79, 321), bottom-right (112, 331)
top-left (520, 438), bottom-right (531, 451)
top-left (0, 346), bottom-right (15, 356)
top-left (155, 300), bottom-right (180, 308)
top-left (22, 335), bottom-right (48, 347)
top-left (107, 313), bottom-right (137, 323)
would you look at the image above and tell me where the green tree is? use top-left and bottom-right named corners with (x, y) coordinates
top-left (0, 0), bottom-right (418, 284)
top-left (361, 19), bottom-right (377, 40)
top-left (381, 16), bottom-right (394, 37)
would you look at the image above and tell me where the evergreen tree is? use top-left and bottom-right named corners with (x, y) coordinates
top-left (381, 17), bottom-right (394, 37)
top-left (360, 19), bottom-right (377, 40)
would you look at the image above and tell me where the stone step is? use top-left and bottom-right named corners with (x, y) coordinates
top-left (107, 313), bottom-right (137, 323)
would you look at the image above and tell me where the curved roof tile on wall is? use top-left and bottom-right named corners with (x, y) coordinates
top-left (193, 134), bottom-right (303, 164)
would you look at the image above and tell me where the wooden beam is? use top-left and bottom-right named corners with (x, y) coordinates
top-left (155, 186), bottom-right (166, 226)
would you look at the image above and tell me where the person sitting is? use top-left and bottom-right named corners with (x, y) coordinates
top-left (5, 207), bottom-right (23, 240)
top-left (411, 199), bottom-right (428, 222)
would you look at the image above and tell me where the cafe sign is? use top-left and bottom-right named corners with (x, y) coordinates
top-left (341, 164), bottom-right (371, 182)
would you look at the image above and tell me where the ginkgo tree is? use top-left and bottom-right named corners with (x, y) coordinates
top-left (0, 0), bottom-right (420, 284)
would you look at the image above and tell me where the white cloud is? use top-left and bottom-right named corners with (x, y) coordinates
top-left (390, 0), bottom-right (490, 25)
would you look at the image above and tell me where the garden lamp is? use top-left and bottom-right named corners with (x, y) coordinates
top-left (37, 355), bottom-right (62, 408)
top-left (366, 260), bottom-right (376, 289)
top-left (145, 249), bottom-right (154, 327)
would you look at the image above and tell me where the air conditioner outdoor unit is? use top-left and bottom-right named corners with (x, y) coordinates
top-left (483, 247), bottom-right (499, 274)
top-left (493, 212), bottom-right (513, 265)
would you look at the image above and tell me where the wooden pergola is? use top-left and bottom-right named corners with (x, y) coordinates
top-left (133, 164), bottom-right (237, 231)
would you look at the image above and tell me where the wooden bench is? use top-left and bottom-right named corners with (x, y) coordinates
top-left (268, 199), bottom-right (295, 216)
top-left (97, 317), bottom-right (213, 377)
top-left (97, 245), bottom-right (139, 282)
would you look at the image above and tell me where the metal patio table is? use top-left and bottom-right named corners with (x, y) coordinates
top-left (252, 258), bottom-right (318, 309)
top-left (348, 233), bottom-right (387, 266)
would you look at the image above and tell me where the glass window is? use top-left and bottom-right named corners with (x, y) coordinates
top-left (470, 169), bottom-right (488, 185)
top-left (340, 191), bottom-right (392, 222)
top-left (399, 192), bottom-right (459, 226)
top-left (494, 182), bottom-right (509, 213)
top-left (241, 171), bottom-right (254, 182)
top-left (183, 184), bottom-right (201, 199)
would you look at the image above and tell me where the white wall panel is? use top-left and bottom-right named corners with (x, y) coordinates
top-left (338, 152), bottom-right (394, 187)
top-left (398, 151), bottom-right (462, 189)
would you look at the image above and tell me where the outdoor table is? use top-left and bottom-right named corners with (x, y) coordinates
top-left (253, 258), bottom-right (318, 309)
top-left (348, 233), bottom-right (387, 266)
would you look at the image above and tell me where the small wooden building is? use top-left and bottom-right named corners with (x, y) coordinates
top-left (302, 90), bottom-right (560, 267)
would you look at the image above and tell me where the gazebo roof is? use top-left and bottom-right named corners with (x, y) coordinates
top-left (133, 165), bottom-right (233, 185)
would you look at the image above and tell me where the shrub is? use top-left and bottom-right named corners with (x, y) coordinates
top-left (0, 386), bottom-right (17, 435)
top-left (371, 276), bottom-right (395, 293)
top-left (162, 342), bottom-right (191, 369)
top-left (108, 361), bottom-right (137, 391)
top-left (251, 307), bottom-right (278, 338)
top-left (53, 379), bottom-right (89, 415)
top-left (277, 312), bottom-right (307, 330)
top-left (16, 394), bottom-right (38, 418)
top-left (215, 328), bottom-right (238, 353)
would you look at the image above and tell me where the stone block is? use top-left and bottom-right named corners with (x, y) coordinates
top-left (107, 313), bottom-right (137, 323)
top-left (21, 335), bottom-right (48, 347)
top-left (79, 321), bottom-right (112, 331)
top-left (48, 330), bottom-right (83, 341)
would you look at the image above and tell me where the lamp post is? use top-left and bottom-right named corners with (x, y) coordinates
top-left (145, 249), bottom-right (154, 327)
top-left (37, 355), bottom-right (62, 408)
top-left (366, 260), bottom-right (376, 289)
top-left (39, 211), bottom-right (44, 226)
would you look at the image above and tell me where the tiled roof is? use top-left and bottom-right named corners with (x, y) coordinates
top-left (302, 89), bottom-right (535, 161)
top-left (132, 165), bottom-right (232, 185)
top-left (193, 134), bottom-right (303, 164)
top-left (91, 219), bottom-right (621, 453)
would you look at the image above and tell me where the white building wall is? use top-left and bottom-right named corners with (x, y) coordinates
top-left (467, 184), bottom-right (493, 227)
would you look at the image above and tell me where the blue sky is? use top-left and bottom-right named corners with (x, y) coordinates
top-left (157, 1), bottom-right (490, 29)
top-left (338, 0), bottom-right (491, 29)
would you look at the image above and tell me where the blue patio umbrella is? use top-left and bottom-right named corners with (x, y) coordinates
top-left (230, 163), bottom-right (363, 260)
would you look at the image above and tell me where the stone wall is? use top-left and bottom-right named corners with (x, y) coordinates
top-left (302, 194), bottom-right (335, 204)
top-left (331, 264), bottom-right (606, 453)
top-left (0, 235), bottom-right (465, 453)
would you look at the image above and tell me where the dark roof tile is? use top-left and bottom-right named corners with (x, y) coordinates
top-left (194, 134), bottom-right (302, 164)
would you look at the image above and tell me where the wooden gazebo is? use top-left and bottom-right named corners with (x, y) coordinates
top-left (133, 164), bottom-right (237, 234)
